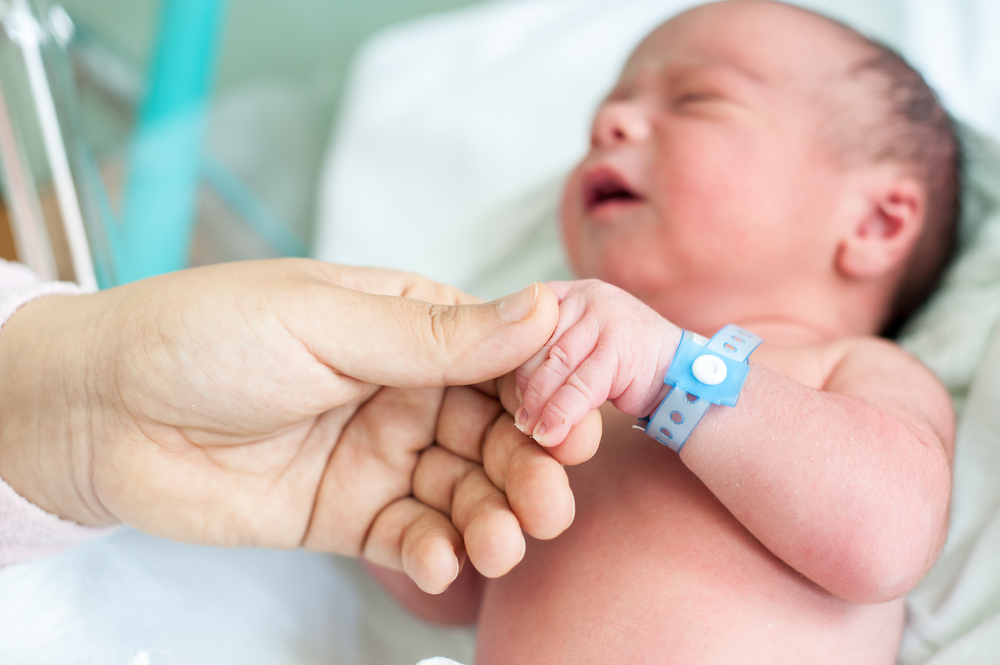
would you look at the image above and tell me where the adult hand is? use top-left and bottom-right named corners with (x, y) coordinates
top-left (349, 373), bottom-right (601, 594)
top-left (0, 259), bottom-right (598, 592)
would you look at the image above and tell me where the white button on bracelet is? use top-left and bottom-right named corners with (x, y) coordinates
top-left (691, 354), bottom-right (727, 385)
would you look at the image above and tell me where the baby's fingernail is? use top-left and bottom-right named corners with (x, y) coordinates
top-left (496, 283), bottom-right (539, 322)
top-left (515, 384), bottom-right (523, 403)
top-left (532, 421), bottom-right (548, 443)
top-left (515, 406), bottom-right (529, 432)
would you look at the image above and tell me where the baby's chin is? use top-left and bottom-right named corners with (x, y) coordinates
top-left (563, 238), bottom-right (667, 293)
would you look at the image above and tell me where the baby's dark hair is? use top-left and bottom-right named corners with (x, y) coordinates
top-left (830, 27), bottom-right (963, 336)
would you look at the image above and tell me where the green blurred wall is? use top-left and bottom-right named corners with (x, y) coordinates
top-left (49, 0), bottom-right (489, 248)
top-left (59, 0), bottom-right (489, 123)
top-left (59, 0), bottom-right (489, 89)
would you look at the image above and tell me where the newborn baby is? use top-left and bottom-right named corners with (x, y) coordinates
top-left (371, 2), bottom-right (959, 662)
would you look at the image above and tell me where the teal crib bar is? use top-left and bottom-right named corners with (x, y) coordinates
top-left (112, 0), bottom-right (226, 284)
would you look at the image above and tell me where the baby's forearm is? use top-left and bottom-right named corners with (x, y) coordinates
top-left (679, 361), bottom-right (951, 603)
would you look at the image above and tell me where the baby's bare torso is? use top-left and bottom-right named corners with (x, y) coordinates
top-left (475, 344), bottom-right (905, 664)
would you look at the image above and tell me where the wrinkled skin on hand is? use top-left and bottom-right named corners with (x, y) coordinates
top-left (0, 259), bottom-right (601, 593)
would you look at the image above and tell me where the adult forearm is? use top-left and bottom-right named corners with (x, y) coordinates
top-left (680, 364), bottom-right (951, 603)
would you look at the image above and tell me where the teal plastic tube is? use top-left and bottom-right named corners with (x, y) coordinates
top-left (113, 0), bottom-right (226, 284)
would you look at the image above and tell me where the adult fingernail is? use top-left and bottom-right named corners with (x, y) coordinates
top-left (496, 283), bottom-right (539, 322)
top-left (447, 554), bottom-right (461, 586)
top-left (515, 384), bottom-right (523, 403)
top-left (515, 406), bottom-right (529, 432)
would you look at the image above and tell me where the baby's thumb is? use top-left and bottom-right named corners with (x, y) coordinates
top-left (315, 283), bottom-right (559, 388)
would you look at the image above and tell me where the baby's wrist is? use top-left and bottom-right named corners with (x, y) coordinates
top-left (617, 319), bottom-right (683, 418)
top-left (641, 324), bottom-right (763, 452)
top-left (655, 323), bottom-right (684, 381)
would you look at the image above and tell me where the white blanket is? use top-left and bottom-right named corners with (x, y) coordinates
top-left (897, 127), bottom-right (1000, 665)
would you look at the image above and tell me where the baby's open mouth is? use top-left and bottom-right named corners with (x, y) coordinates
top-left (583, 168), bottom-right (643, 212)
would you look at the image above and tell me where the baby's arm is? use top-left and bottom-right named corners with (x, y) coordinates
top-left (515, 279), bottom-right (954, 603)
top-left (679, 338), bottom-right (953, 603)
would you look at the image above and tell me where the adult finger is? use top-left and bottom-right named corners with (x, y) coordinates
top-left (311, 262), bottom-right (483, 306)
top-left (288, 281), bottom-right (559, 389)
top-left (451, 468), bottom-right (525, 578)
top-left (480, 412), bottom-right (575, 541)
top-left (435, 385), bottom-right (504, 463)
top-left (363, 497), bottom-right (465, 595)
top-left (412, 444), bottom-right (480, 515)
top-left (303, 386), bottom-right (442, 555)
top-left (413, 445), bottom-right (528, 580)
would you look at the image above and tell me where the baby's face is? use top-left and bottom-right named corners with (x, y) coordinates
top-left (561, 1), bottom-right (857, 314)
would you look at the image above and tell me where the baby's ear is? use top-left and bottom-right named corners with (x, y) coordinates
top-left (835, 167), bottom-right (925, 280)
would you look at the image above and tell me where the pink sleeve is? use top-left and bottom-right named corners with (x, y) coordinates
top-left (0, 260), bottom-right (89, 329)
top-left (0, 260), bottom-right (118, 566)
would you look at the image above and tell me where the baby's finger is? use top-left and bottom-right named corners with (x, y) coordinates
top-left (530, 345), bottom-right (619, 447)
top-left (481, 412), bottom-right (575, 540)
top-left (514, 320), bottom-right (602, 442)
top-left (451, 468), bottom-right (525, 578)
top-left (498, 372), bottom-right (602, 466)
top-left (512, 281), bottom-right (589, 399)
top-left (363, 496), bottom-right (465, 595)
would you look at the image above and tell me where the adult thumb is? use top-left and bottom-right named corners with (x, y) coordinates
top-left (303, 282), bottom-right (559, 388)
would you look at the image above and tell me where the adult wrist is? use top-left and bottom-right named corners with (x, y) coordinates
top-left (0, 292), bottom-right (117, 527)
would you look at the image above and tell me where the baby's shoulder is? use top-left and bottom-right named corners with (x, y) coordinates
top-left (759, 334), bottom-right (952, 440)
top-left (756, 335), bottom-right (931, 392)
top-left (818, 336), bottom-right (950, 417)
top-left (822, 334), bottom-right (928, 380)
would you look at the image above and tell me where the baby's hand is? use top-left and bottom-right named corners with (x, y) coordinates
top-left (513, 279), bottom-right (682, 447)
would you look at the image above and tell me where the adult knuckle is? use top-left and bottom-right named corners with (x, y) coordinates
top-left (424, 303), bottom-right (463, 354)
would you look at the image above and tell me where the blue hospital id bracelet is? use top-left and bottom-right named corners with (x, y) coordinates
top-left (642, 324), bottom-right (762, 452)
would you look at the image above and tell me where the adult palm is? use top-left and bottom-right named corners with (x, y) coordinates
top-left (0, 259), bottom-right (597, 592)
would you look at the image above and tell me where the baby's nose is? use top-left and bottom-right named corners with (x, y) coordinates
top-left (591, 101), bottom-right (652, 147)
